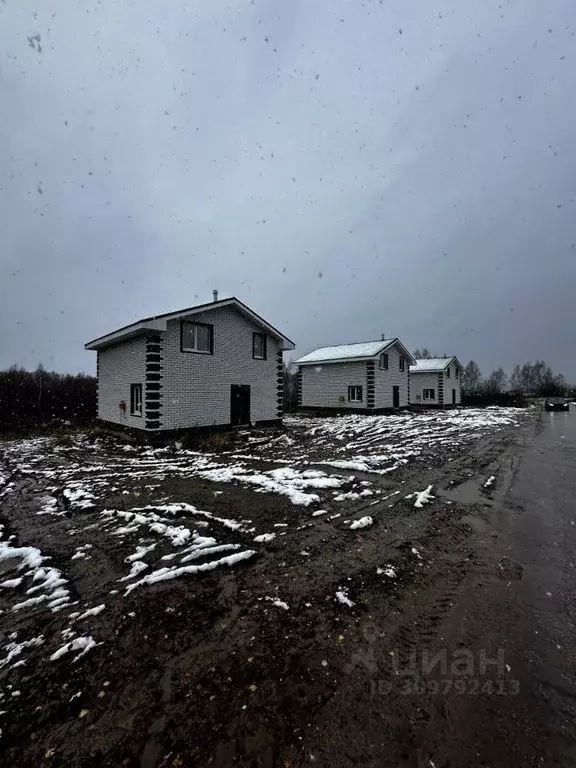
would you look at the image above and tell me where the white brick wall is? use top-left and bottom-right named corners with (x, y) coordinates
top-left (98, 336), bottom-right (147, 428)
top-left (410, 372), bottom-right (441, 404)
top-left (160, 305), bottom-right (281, 429)
top-left (301, 361), bottom-right (367, 409)
top-left (373, 344), bottom-right (410, 407)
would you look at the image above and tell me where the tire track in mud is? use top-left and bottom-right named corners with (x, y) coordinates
top-left (357, 424), bottom-right (539, 766)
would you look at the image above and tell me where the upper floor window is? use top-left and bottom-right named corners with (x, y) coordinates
top-left (181, 321), bottom-right (213, 354)
top-left (253, 333), bottom-right (267, 360)
top-left (446, 366), bottom-right (451, 378)
top-left (455, 367), bottom-right (459, 379)
top-left (379, 353), bottom-right (388, 370)
top-left (399, 356), bottom-right (406, 372)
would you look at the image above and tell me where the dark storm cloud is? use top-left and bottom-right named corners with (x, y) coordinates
top-left (1, 0), bottom-right (575, 378)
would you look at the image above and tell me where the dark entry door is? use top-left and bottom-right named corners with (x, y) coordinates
top-left (452, 388), bottom-right (456, 404)
top-left (231, 385), bottom-right (251, 426)
top-left (392, 386), bottom-right (400, 408)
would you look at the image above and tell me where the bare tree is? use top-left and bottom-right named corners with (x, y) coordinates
top-left (461, 360), bottom-right (482, 393)
top-left (515, 361), bottom-right (567, 397)
top-left (483, 368), bottom-right (507, 395)
top-left (509, 364), bottom-right (522, 393)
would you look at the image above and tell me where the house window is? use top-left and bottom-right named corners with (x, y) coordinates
top-left (399, 356), bottom-right (406, 372)
top-left (455, 367), bottom-right (459, 379)
top-left (253, 333), bottom-right (267, 360)
top-left (379, 353), bottom-right (388, 370)
top-left (446, 366), bottom-right (451, 378)
top-left (423, 388), bottom-right (435, 400)
top-left (181, 321), bottom-right (213, 354)
top-left (348, 386), bottom-right (363, 403)
top-left (130, 384), bottom-right (142, 416)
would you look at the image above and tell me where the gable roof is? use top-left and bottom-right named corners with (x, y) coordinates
top-left (410, 356), bottom-right (461, 373)
top-left (294, 338), bottom-right (415, 366)
top-left (85, 297), bottom-right (295, 351)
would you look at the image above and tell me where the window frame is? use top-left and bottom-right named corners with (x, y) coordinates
top-left (423, 388), bottom-right (436, 401)
top-left (180, 320), bottom-right (214, 355)
top-left (130, 383), bottom-right (143, 417)
top-left (399, 356), bottom-right (406, 372)
top-left (379, 353), bottom-right (389, 370)
top-left (348, 385), bottom-right (363, 403)
top-left (252, 332), bottom-right (267, 360)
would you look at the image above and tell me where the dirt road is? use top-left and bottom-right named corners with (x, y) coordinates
top-left (1, 407), bottom-right (560, 767)
top-left (419, 407), bottom-right (576, 767)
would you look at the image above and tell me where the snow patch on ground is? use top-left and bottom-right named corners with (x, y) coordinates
top-left (410, 485), bottom-right (435, 508)
top-left (63, 484), bottom-right (97, 510)
top-left (335, 588), bottom-right (355, 607)
top-left (0, 527), bottom-right (71, 613)
top-left (265, 596), bottom-right (289, 610)
top-left (333, 489), bottom-right (374, 502)
top-left (75, 605), bottom-right (106, 621)
top-left (377, 565), bottom-right (397, 578)
top-left (254, 533), bottom-right (276, 543)
top-left (350, 516), bottom-right (373, 530)
top-left (50, 636), bottom-right (97, 662)
top-left (0, 635), bottom-right (44, 671)
top-left (118, 561), bottom-right (149, 581)
top-left (124, 549), bottom-right (257, 594)
top-left (37, 496), bottom-right (62, 516)
top-left (1, 578), bottom-right (23, 589)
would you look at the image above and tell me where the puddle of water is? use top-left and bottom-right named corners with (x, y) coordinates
top-left (460, 514), bottom-right (489, 534)
top-left (442, 478), bottom-right (492, 506)
top-left (0, 557), bottom-right (21, 576)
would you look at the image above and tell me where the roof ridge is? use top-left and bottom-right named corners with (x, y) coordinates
top-left (315, 338), bottom-right (395, 348)
top-left (412, 356), bottom-right (455, 361)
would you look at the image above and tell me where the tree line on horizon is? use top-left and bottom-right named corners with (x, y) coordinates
top-left (0, 365), bottom-right (96, 429)
top-left (413, 350), bottom-right (572, 398)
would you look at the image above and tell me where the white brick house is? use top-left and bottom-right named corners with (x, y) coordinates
top-left (294, 339), bottom-right (415, 412)
top-left (409, 357), bottom-right (462, 407)
top-left (85, 296), bottom-right (294, 435)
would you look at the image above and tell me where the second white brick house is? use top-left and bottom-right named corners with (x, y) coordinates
top-left (84, 296), bottom-right (294, 435)
top-left (294, 339), bottom-right (416, 412)
top-left (409, 357), bottom-right (463, 406)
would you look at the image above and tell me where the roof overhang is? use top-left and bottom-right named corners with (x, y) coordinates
top-left (84, 319), bottom-right (166, 350)
top-left (85, 297), bottom-right (295, 351)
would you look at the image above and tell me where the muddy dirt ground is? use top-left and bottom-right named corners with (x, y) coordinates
top-left (0, 408), bottom-right (538, 767)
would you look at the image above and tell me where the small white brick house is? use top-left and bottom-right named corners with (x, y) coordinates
top-left (410, 357), bottom-right (462, 407)
top-left (294, 339), bottom-right (415, 412)
top-left (85, 296), bottom-right (294, 435)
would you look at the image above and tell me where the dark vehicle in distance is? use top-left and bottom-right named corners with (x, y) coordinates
top-left (544, 397), bottom-right (570, 412)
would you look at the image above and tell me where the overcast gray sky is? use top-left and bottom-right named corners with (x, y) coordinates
top-left (1, 0), bottom-right (575, 379)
